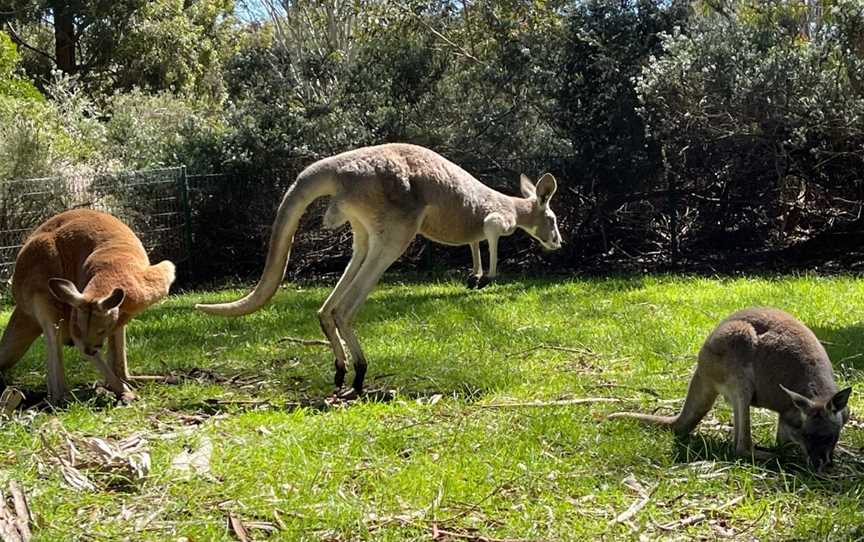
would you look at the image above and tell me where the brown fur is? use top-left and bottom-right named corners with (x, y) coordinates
top-left (197, 143), bottom-right (562, 397)
top-left (0, 209), bottom-right (175, 403)
top-left (609, 307), bottom-right (852, 471)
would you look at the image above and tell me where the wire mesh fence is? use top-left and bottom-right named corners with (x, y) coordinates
top-left (0, 167), bottom-right (192, 286)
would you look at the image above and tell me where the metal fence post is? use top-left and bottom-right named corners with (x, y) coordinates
top-left (178, 166), bottom-right (194, 262)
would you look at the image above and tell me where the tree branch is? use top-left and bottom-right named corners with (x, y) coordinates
top-left (4, 22), bottom-right (56, 64)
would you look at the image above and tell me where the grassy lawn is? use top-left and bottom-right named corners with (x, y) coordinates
top-left (1, 274), bottom-right (864, 541)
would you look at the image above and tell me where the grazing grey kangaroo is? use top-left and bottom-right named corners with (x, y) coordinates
top-left (609, 307), bottom-right (852, 471)
top-left (197, 143), bottom-right (562, 397)
top-left (0, 209), bottom-right (176, 403)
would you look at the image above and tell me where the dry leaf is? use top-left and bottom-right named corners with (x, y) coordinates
top-left (228, 512), bottom-right (250, 542)
top-left (59, 463), bottom-right (96, 492)
top-left (0, 389), bottom-right (24, 418)
top-left (39, 423), bottom-right (151, 491)
top-left (171, 437), bottom-right (212, 476)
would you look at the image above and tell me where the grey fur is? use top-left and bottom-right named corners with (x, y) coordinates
top-left (609, 307), bottom-right (852, 471)
top-left (196, 143), bottom-right (562, 396)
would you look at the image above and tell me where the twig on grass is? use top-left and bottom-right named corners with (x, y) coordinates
top-left (657, 513), bottom-right (706, 531)
top-left (609, 484), bottom-right (658, 526)
top-left (507, 343), bottom-right (596, 358)
top-left (584, 383), bottom-right (661, 398)
top-left (431, 524), bottom-right (543, 542)
top-left (278, 336), bottom-right (330, 347)
top-left (475, 398), bottom-right (623, 409)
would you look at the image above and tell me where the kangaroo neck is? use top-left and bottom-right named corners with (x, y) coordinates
top-left (512, 197), bottom-right (535, 230)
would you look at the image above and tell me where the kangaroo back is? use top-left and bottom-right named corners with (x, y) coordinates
top-left (8, 209), bottom-right (175, 353)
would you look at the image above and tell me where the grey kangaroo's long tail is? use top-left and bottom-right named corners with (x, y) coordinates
top-left (608, 367), bottom-right (715, 436)
top-left (607, 411), bottom-right (679, 426)
top-left (195, 173), bottom-right (336, 317)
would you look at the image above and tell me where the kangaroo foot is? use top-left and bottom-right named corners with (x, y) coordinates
top-left (476, 276), bottom-right (493, 289)
top-left (334, 359), bottom-right (347, 389)
top-left (329, 386), bottom-right (361, 402)
top-left (336, 388), bottom-right (362, 401)
top-left (737, 446), bottom-right (776, 463)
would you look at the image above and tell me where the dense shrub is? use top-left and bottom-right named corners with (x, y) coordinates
top-left (637, 0), bottom-right (864, 262)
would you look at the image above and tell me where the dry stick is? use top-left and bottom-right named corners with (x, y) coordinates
top-left (227, 512), bottom-right (250, 542)
top-left (8, 483), bottom-right (30, 542)
top-left (475, 398), bottom-right (623, 409)
top-left (658, 513), bottom-right (706, 531)
top-left (585, 383), bottom-right (661, 398)
top-left (507, 344), bottom-right (595, 358)
top-left (277, 336), bottom-right (330, 347)
top-left (431, 524), bottom-right (541, 542)
top-left (610, 485), bottom-right (658, 526)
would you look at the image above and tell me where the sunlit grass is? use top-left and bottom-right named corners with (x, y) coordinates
top-left (1, 274), bottom-right (863, 540)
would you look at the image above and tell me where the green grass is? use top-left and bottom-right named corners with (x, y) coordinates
top-left (2, 274), bottom-right (864, 541)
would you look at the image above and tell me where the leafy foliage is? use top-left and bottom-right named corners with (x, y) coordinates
top-left (638, 0), bottom-right (864, 254)
top-left (2, 1), bottom-right (864, 277)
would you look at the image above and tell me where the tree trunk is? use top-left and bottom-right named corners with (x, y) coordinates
top-left (52, 1), bottom-right (76, 74)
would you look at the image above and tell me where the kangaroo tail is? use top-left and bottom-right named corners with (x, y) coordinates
top-left (608, 367), bottom-right (716, 437)
top-left (607, 411), bottom-right (680, 427)
top-left (196, 172), bottom-right (336, 316)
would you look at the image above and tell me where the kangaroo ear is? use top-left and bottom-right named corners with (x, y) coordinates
top-left (520, 174), bottom-right (536, 198)
top-left (98, 288), bottom-right (125, 311)
top-left (535, 173), bottom-right (558, 206)
top-left (829, 387), bottom-right (852, 414)
top-left (780, 384), bottom-right (815, 412)
top-left (48, 278), bottom-right (85, 307)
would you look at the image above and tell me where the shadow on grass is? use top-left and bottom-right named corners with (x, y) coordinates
top-left (810, 324), bottom-right (864, 373)
top-left (670, 431), bottom-right (864, 489)
top-left (119, 281), bottom-right (533, 392)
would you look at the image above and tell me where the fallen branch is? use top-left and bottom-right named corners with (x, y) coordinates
top-left (658, 513), bottom-right (706, 531)
top-left (507, 344), bottom-right (596, 358)
top-left (475, 398), bottom-right (623, 409)
top-left (0, 481), bottom-right (32, 542)
top-left (278, 336), bottom-right (330, 347)
top-left (432, 524), bottom-right (541, 542)
top-left (610, 484), bottom-right (658, 526)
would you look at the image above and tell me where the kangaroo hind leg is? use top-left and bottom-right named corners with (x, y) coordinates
top-left (0, 308), bottom-right (42, 374)
top-left (332, 218), bottom-right (420, 397)
top-left (466, 242), bottom-right (482, 288)
top-left (318, 223), bottom-right (369, 390)
top-left (669, 365), bottom-right (719, 437)
top-left (728, 385), bottom-right (760, 460)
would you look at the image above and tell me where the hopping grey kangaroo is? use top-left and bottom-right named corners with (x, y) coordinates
top-left (609, 307), bottom-right (852, 471)
top-left (197, 143), bottom-right (562, 397)
top-left (0, 209), bottom-right (176, 403)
